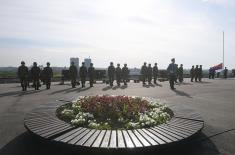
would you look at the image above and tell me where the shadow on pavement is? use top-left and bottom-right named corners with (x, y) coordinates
top-left (0, 132), bottom-right (219, 155)
top-left (102, 86), bottom-right (112, 91)
top-left (0, 90), bottom-right (43, 98)
top-left (172, 89), bottom-right (193, 98)
top-left (155, 83), bottom-right (163, 87)
top-left (49, 87), bottom-right (73, 95)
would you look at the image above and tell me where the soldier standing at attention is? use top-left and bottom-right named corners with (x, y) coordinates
top-left (141, 62), bottom-right (148, 85)
top-left (190, 66), bottom-right (195, 82)
top-left (224, 67), bottom-right (228, 79)
top-left (69, 61), bottom-right (78, 88)
top-left (122, 63), bottom-right (129, 86)
top-left (17, 61), bottom-right (29, 91)
top-left (153, 63), bottom-right (158, 84)
top-left (116, 64), bottom-right (122, 86)
top-left (194, 65), bottom-right (199, 82)
top-left (79, 62), bottom-right (87, 88)
top-left (198, 65), bottom-right (203, 82)
top-left (178, 64), bottom-right (184, 83)
top-left (43, 62), bottom-right (53, 89)
top-left (167, 58), bottom-right (177, 90)
top-left (88, 63), bottom-right (95, 87)
top-left (108, 62), bottom-right (115, 87)
top-left (31, 62), bottom-right (41, 90)
top-left (147, 64), bottom-right (152, 84)
top-left (175, 64), bottom-right (179, 83)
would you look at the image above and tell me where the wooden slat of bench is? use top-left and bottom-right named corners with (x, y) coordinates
top-left (25, 120), bottom-right (65, 130)
top-left (147, 128), bottom-right (172, 143)
top-left (54, 128), bottom-right (82, 141)
top-left (76, 130), bottom-right (96, 146)
top-left (169, 118), bottom-right (203, 127)
top-left (100, 130), bottom-right (111, 148)
top-left (150, 127), bottom-right (178, 142)
top-left (153, 126), bottom-right (183, 140)
top-left (25, 114), bottom-right (57, 121)
top-left (142, 129), bottom-right (165, 144)
top-left (168, 122), bottom-right (202, 134)
top-left (61, 128), bottom-right (87, 143)
top-left (109, 130), bottom-right (117, 148)
top-left (137, 129), bottom-right (158, 145)
top-left (29, 122), bottom-right (68, 133)
top-left (25, 119), bottom-right (64, 127)
top-left (122, 130), bottom-right (134, 148)
top-left (68, 129), bottom-right (91, 144)
top-left (127, 130), bottom-right (143, 147)
top-left (40, 125), bottom-right (73, 138)
top-left (169, 121), bottom-right (203, 130)
top-left (117, 130), bottom-right (125, 148)
top-left (158, 125), bottom-right (191, 138)
top-left (83, 130), bottom-right (101, 147)
top-left (132, 130), bottom-right (151, 146)
top-left (92, 130), bottom-right (106, 147)
top-left (166, 123), bottom-right (195, 134)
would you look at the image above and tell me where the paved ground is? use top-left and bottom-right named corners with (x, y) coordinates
top-left (0, 78), bottom-right (235, 155)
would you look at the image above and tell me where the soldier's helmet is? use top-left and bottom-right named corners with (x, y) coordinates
top-left (124, 63), bottom-right (127, 67)
top-left (144, 62), bottom-right (147, 65)
top-left (148, 63), bottom-right (151, 66)
top-left (21, 61), bottom-right (25, 65)
top-left (117, 63), bottom-right (120, 66)
top-left (47, 62), bottom-right (50, 66)
top-left (155, 63), bottom-right (157, 65)
top-left (110, 62), bottom-right (113, 65)
top-left (171, 58), bottom-right (175, 62)
top-left (90, 63), bottom-right (93, 66)
top-left (33, 62), bottom-right (37, 66)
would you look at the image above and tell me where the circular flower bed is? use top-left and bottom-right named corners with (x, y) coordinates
top-left (56, 95), bottom-right (173, 130)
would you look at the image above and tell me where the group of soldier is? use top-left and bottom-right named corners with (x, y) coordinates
top-left (107, 62), bottom-right (129, 87)
top-left (190, 65), bottom-right (203, 82)
top-left (69, 62), bottom-right (95, 88)
top-left (140, 62), bottom-right (159, 85)
top-left (17, 61), bottom-right (53, 91)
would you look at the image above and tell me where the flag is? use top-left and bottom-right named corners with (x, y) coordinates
top-left (211, 63), bottom-right (223, 70)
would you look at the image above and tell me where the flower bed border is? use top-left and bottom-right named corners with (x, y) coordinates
top-left (24, 97), bottom-right (204, 151)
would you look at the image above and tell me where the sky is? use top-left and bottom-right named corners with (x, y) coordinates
top-left (0, 0), bottom-right (235, 69)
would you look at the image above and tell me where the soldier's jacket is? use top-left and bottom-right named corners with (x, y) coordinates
top-left (153, 66), bottom-right (158, 76)
top-left (141, 65), bottom-right (147, 75)
top-left (43, 67), bottom-right (53, 78)
top-left (116, 67), bottom-right (122, 78)
top-left (195, 67), bottom-right (199, 75)
top-left (18, 66), bottom-right (28, 78)
top-left (178, 67), bottom-right (183, 75)
top-left (31, 66), bottom-right (41, 78)
top-left (190, 68), bottom-right (195, 76)
top-left (79, 66), bottom-right (87, 77)
top-left (69, 65), bottom-right (78, 78)
top-left (147, 67), bottom-right (152, 76)
top-left (122, 67), bottom-right (129, 78)
top-left (88, 67), bottom-right (95, 77)
top-left (198, 68), bottom-right (202, 75)
top-left (108, 66), bottom-right (115, 76)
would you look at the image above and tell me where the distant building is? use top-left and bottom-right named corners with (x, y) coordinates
top-left (70, 57), bottom-right (79, 71)
top-left (84, 58), bottom-right (91, 69)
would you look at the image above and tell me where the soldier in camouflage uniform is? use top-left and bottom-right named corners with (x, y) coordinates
top-left (115, 64), bottom-right (122, 86)
top-left (69, 61), bottom-right (78, 88)
top-left (147, 64), bottom-right (152, 84)
top-left (122, 63), bottom-right (129, 86)
top-left (17, 61), bottom-right (29, 91)
top-left (108, 62), bottom-right (115, 87)
top-left (43, 62), bottom-right (53, 89)
top-left (141, 62), bottom-right (148, 85)
top-left (88, 63), bottom-right (95, 87)
top-left (178, 64), bottom-right (184, 83)
top-left (31, 62), bottom-right (41, 90)
top-left (153, 63), bottom-right (158, 84)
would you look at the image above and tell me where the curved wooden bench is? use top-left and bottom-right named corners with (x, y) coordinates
top-left (24, 98), bottom-right (204, 150)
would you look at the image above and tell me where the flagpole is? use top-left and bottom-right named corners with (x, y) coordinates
top-left (223, 31), bottom-right (224, 69)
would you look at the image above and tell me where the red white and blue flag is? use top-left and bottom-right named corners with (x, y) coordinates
top-left (211, 63), bottom-right (223, 71)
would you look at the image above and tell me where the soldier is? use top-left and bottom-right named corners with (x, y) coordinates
top-left (88, 63), bottom-right (95, 87)
top-left (190, 66), bottom-right (195, 82)
top-left (79, 62), bottom-right (87, 88)
top-left (178, 64), bottom-right (184, 83)
top-left (31, 62), bottom-right (41, 90)
top-left (116, 64), bottom-right (122, 86)
top-left (194, 65), bottom-right (199, 82)
top-left (122, 63), bottom-right (129, 86)
top-left (167, 58), bottom-right (177, 90)
top-left (198, 65), bottom-right (203, 82)
top-left (153, 63), bottom-right (158, 84)
top-left (141, 62), bottom-right (148, 85)
top-left (147, 64), bottom-right (152, 84)
top-left (108, 62), bottom-right (115, 87)
top-left (224, 67), bottom-right (228, 79)
top-left (17, 61), bottom-right (29, 91)
top-left (43, 62), bottom-right (53, 89)
top-left (69, 61), bottom-right (78, 88)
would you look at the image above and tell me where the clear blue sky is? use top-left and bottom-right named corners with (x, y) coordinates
top-left (0, 0), bottom-right (235, 69)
